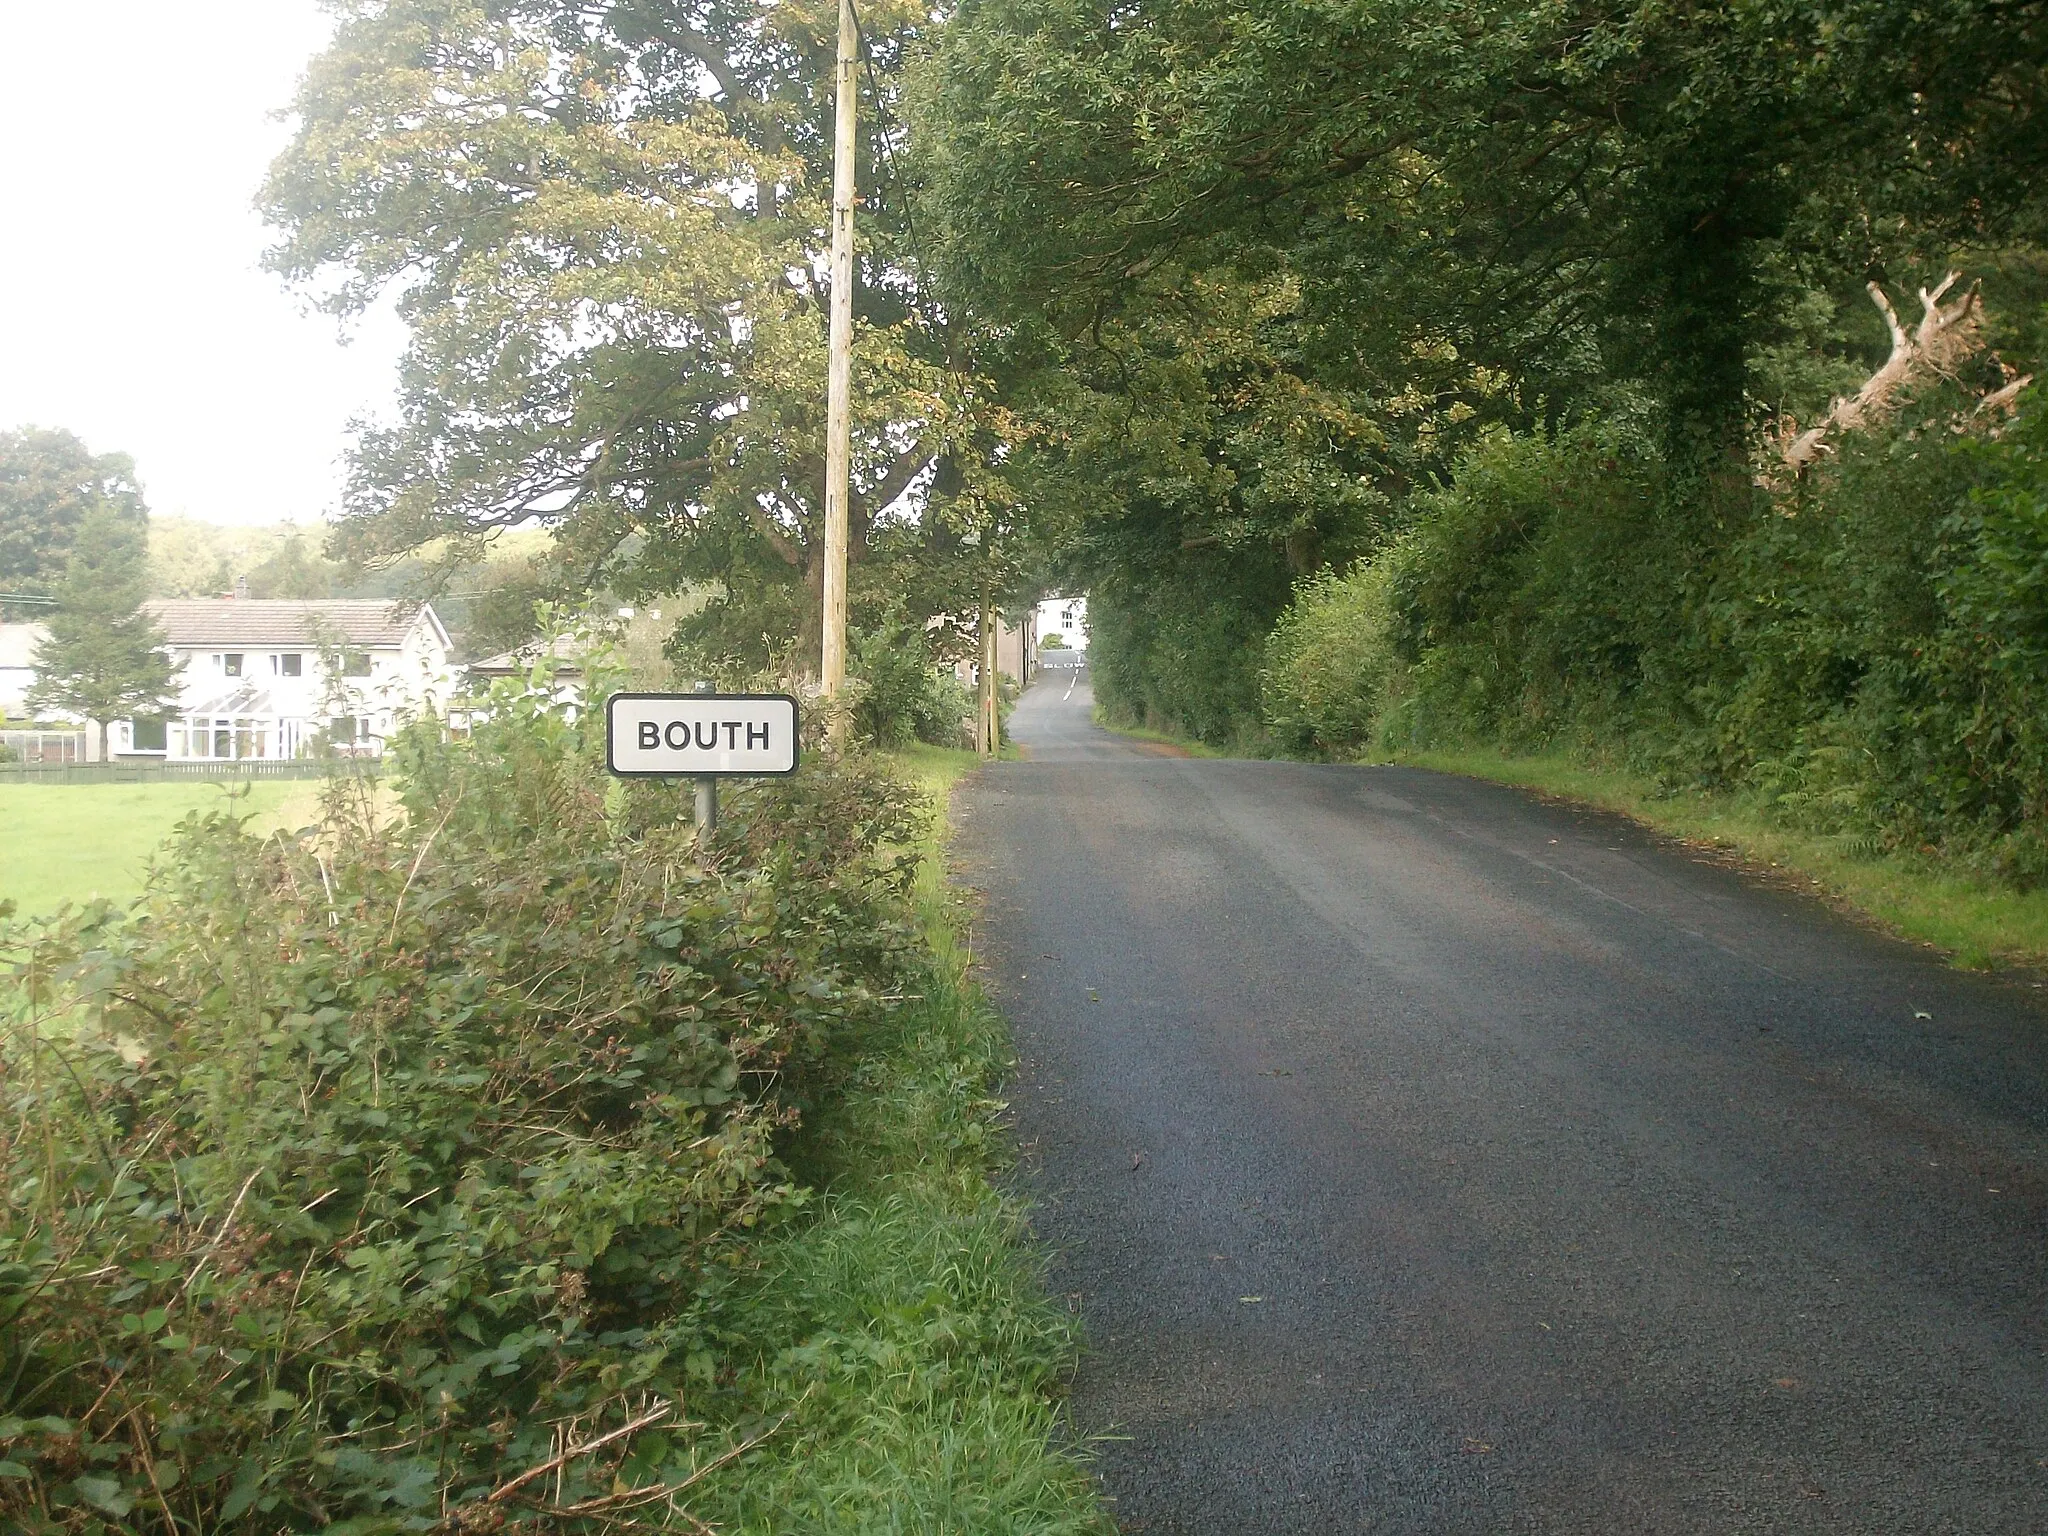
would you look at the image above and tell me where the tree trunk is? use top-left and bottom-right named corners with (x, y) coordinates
top-left (801, 553), bottom-right (827, 679)
top-left (1655, 207), bottom-right (1754, 478)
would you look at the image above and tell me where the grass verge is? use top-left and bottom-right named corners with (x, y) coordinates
top-left (0, 779), bottom-right (327, 917)
top-left (1402, 746), bottom-right (2048, 972)
top-left (1087, 711), bottom-right (1231, 758)
top-left (689, 742), bottom-right (1112, 1533)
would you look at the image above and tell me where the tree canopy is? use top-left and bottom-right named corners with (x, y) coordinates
top-left (0, 426), bottom-right (147, 600)
top-left (26, 503), bottom-right (177, 727)
top-left (263, 0), bottom-right (1032, 673)
top-left (918, 0), bottom-right (2048, 462)
top-left (894, 0), bottom-right (2048, 734)
top-left (258, 0), bottom-right (2048, 793)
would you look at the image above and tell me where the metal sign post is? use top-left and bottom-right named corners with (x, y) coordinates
top-left (605, 689), bottom-right (801, 842)
top-left (692, 679), bottom-right (718, 836)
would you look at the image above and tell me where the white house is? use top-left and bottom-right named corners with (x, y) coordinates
top-left (1035, 595), bottom-right (1087, 652)
top-left (114, 599), bottom-right (456, 762)
top-left (0, 622), bottom-right (44, 717)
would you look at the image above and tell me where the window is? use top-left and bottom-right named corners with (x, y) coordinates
top-left (130, 717), bottom-right (167, 752)
top-left (342, 652), bottom-right (373, 677)
top-left (221, 653), bottom-right (243, 677)
top-left (273, 653), bottom-right (302, 677)
top-left (183, 717), bottom-right (274, 760)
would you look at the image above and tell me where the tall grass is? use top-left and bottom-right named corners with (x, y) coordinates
top-left (689, 743), bottom-right (1113, 1533)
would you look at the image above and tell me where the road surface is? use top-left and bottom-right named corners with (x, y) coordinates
top-left (955, 667), bottom-right (2048, 1534)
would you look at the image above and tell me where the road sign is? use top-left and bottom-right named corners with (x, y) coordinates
top-left (606, 692), bottom-right (800, 778)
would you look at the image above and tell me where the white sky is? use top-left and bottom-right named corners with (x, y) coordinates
top-left (0, 2), bottom-right (407, 528)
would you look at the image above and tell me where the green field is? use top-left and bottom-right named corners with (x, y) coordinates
top-left (0, 780), bottom-right (325, 918)
top-left (0, 754), bottom-right (973, 923)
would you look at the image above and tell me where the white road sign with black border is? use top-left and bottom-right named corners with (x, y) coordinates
top-left (606, 692), bottom-right (800, 777)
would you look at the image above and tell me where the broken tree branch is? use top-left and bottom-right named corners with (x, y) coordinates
top-left (1774, 273), bottom-right (1985, 479)
top-left (1975, 370), bottom-right (2036, 419)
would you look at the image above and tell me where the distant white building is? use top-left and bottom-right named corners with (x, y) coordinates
top-left (1035, 595), bottom-right (1087, 651)
top-left (115, 599), bottom-right (456, 761)
top-left (0, 622), bottom-right (43, 717)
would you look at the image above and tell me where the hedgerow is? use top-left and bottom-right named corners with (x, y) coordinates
top-left (1258, 386), bottom-right (2048, 883)
top-left (0, 677), bottom-right (925, 1533)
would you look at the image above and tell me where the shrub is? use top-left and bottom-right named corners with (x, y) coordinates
top-left (1343, 381), bottom-right (2048, 882)
top-left (1261, 560), bottom-right (1401, 755)
top-left (0, 679), bottom-right (921, 1532)
top-left (851, 614), bottom-right (974, 750)
top-left (1378, 419), bottom-right (1674, 754)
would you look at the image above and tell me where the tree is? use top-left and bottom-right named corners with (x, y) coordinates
top-left (245, 529), bottom-right (347, 598)
top-left (903, 0), bottom-right (2048, 737)
top-left (917, 0), bottom-right (2048, 473)
top-left (0, 426), bottom-right (147, 597)
top-left (261, 0), bottom-right (997, 673)
top-left (26, 504), bottom-right (178, 729)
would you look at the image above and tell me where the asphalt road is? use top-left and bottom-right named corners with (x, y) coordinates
top-left (954, 669), bottom-right (2048, 1534)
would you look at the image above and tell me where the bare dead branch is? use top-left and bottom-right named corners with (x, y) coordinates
top-left (1773, 273), bottom-right (1986, 480)
top-left (486, 1402), bottom-right (674, 1505)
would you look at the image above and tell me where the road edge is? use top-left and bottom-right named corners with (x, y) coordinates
top-left (1398, 746), bottom-right (2048, 977)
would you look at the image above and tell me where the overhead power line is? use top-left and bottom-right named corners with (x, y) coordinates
top-left (847, 0), bottom-right (930, 285)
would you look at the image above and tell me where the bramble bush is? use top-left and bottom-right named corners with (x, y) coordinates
top-left (0, 675), bottom-right (923, 1533)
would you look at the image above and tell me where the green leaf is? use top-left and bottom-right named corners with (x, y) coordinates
top-left (221, 1461), bottom-right (268, 1520)
top-left (74, 1474), bottom-right (135, 1516)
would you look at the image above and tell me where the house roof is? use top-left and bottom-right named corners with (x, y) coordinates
top-left (468, 635), bottom-right (587, 677)
top-left (143, 599), bottom-right (447, 650)
top-left (187, 681), bottom-right (277, 717)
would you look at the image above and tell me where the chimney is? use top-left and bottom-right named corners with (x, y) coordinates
top-left (234, 576), bottom-right (250, 600)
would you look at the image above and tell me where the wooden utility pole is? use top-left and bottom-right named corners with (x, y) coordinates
top-left (978, 602), bottom-right (999, 758)
top-left (820, 0), bottom-right (857, 713)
